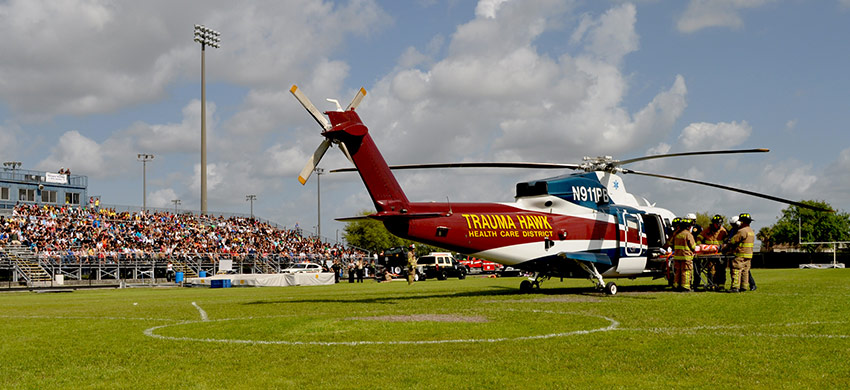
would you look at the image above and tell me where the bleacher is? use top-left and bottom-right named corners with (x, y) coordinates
top-left (0, 203), bottom-right (368, 286)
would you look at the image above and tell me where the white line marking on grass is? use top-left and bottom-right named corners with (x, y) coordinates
top-left (713, 331), bottom-right (850, 339)
top-left (142, 312), bottom-right (620, 346)
top-left (618, 320), bottom-right (850, 339)
top-left (0, 315), bottom-right (181, 322)
top-left (191, 302), bottom-right (209, 322)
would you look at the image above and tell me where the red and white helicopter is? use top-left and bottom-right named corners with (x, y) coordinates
top-left (291, 86), bottom-right (829, 295)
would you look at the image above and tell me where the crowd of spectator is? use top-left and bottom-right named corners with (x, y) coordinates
top-left (0, 203), bottom-right (366, 266)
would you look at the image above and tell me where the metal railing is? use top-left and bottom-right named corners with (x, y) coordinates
top-left (0, 167), bottom-right (87, 188)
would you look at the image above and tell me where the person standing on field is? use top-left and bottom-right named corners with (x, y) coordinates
top-left (407, 245), bottom-right (417, 285)
top-left (725, 213), bottom-right (755, 293)
top-left (698, 214), bottom-right (727, 290)
top-left (166, 261), bottom-right (174, 282)
top-left (672, 217), bottom-right (696, 292)
top-left (356, 258), bottom-right (364, 283)
top-left (331, 260), bottom-right (341, 283)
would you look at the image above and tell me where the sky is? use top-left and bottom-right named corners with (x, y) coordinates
top-left (1, 0), bottom-right (849, 244)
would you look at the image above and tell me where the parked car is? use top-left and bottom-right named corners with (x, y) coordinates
top-left (281, 263), bottom-right (323, 274)
top-left (416, 253), bottom-right (467, 280)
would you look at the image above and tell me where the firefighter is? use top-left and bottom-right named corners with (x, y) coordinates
top-left (406, 244), bottom-right (417, 285)
top-left (663, 218), bottom-right (683, 287)
top-left (697, 214), bottom-right (728, 290)
top-left (725, 213), bottom-right (755, 292)
top-left (671, 217), bottom-right (697, 292)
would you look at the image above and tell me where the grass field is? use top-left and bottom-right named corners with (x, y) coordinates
top-left (1, 268), bottom-right (848, 389)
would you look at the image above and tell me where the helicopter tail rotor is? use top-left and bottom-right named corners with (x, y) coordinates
top-left (291, 85), bottom-right (365, 184)
top-left (297, 139), bottom-right (331, 185)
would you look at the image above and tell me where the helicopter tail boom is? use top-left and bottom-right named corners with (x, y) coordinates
top-left (291, 86), bottom-right (410, 213)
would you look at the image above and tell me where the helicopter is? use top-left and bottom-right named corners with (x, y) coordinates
top-left (290, 85), bottom-right (830, 295)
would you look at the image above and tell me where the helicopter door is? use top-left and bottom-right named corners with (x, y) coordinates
top-left (617, 211), bottom-right (647, 274)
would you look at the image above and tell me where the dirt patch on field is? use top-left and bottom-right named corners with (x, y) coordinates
top-left (347, 314), bottom-right (489, 323)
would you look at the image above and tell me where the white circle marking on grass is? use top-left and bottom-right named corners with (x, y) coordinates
top-left (0, 314), bottom-right (182, 322)
top-left (617, 320), bottom-right (850, 339)
top-left (192, 301), bottom-right (209, 322)
top-left (142, 309), bottom-right (620, 346)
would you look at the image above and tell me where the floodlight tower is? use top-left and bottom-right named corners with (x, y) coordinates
top-left (246, 194), bottom-right (257, 218)
top-left (137, 154), bottom-right (154, 212)
top-left (3, 161), bottom-right (21, 171)
top-left (193, 24), bottom-right (220, 215)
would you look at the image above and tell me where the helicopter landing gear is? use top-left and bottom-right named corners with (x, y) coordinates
top-left (575, 259), bottom-right (617, 295)
top-left (519, 272), bottom-right (544, 293)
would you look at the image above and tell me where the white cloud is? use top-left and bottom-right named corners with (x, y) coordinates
top-left (35, 130), bottom-right (134, 177)
top-left (361, 2), bottom-right (686, 171)
top-left (647, 143), bottom-right (672, 156)
top-left (0, 124), bottom-right (21, 157)
top-left (34, 98), bottom-right (221, 179)
top-left (677, 121), bottom-right (752, 150)
top-left (760, 161), bottom-right (817, 196)
top-left (0, 0), bottom-right (388, 120)
top-left (261, 144), bottom-right (309, 177)
top-left (147, 188), bottom-right (179, 209)
top-left (475, 0), bottom-right (510, 19)
top-left (128, 100), bottom-right (214, 154)
top-left (808, 147), bottom-right (850, 211)
top-left (576, 3), bottom-right (640, 64)
top-left (677, 0), bottom-right (772, 33)
top-left (188, 160), bottom-right (269, 208)
top-left (785, 119), bottom-right (797, 131)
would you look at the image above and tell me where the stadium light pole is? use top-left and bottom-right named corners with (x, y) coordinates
top-left (246, 194), bottom-right (256, 218)
top-left (137, 154), bottom-right (154, 212)
top-left (3, 161), bottom-right (21, 171)
top-left (315, 167), bottom-right (324, 239)
top-left (194, 24), bottom-right (220, 215)
top-left (171, 199), bottom-right (181, 213)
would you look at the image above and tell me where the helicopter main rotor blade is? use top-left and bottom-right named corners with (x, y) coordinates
top-left (623, 168), bottom-right (833, 212)
top-left (330, 162), bottom-right (582, 173)
top-left (617, 148), bottom-right (769, 166)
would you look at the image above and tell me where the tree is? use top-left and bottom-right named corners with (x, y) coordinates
top-left (684, 212), bottom-right (732, 232)
top-left (693, 212), bottom-right (712, 229)
top-left (763, 200), bottom-right (850, 253)
top-left (692, 212), bottom-right (735, 231)
top-left (757, 226), bottom-right (773, 252)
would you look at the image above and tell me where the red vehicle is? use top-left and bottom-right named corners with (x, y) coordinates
top-left (458, 256), bottom-right (481, 273)
top-left (480, 259), bottom-right (502, 273)
top-left (459, 256), bottom-right (502, 274)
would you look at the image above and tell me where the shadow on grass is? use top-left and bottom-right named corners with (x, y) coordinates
top-left (243, 283), bottom-right (672, 305)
